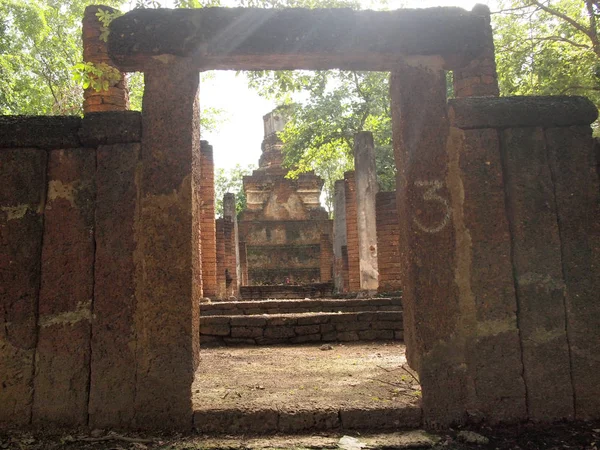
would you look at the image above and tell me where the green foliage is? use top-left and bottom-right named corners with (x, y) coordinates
top-left (0, 0), bottom-right (124, 115)
top-left (493, 0), bottom-right (600, 123)
top-left (249, 70), bottom-right (394, 211)
top-left (72, 61), bottom-right (122, 92)
top-left (95, 7), bottom-right (123, 42)
top-left (215, 164), bottom-right (256, 218)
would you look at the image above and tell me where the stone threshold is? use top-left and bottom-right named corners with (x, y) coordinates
top-left (193, 405), bottom-right (422, 434)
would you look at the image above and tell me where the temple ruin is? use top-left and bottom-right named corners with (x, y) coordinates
top-left (238, 109), bottom-right (333, 287)
top-left (0, 2), bottom-right (599, 434)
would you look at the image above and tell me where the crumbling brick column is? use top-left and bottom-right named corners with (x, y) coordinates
top-left (200, 140), bottom-right (217, 298)
top-left (375, 191), bottom-right (402, 292)
top-left (32, 148), bottom-right (96, 426)
top-left (82, 6), bottom-right (129, 113)
top-left (215, 218), bottom-right (227, 299)
top-left (319, 234), bottom-right (333, 282)
top-left (452, 5), bottom-right (499, 98)
top-left (344, 171), bottom-right (360, 292)
top-left (354, 132), bottom-right (379, 291)
top-left (223, 193), bottom-right (240, 298)
top-left (0, 148), bottom-right (47, 426)
top-left (135, 58), bottom-right (200, 429)
top-left (333, 180), bottom-right (347, 292)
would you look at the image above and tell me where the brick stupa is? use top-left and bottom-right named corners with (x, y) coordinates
top-left (238, 108), bottom-right (333, 285)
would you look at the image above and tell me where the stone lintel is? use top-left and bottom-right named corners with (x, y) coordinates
top-left (108, 7), bottom-right (488, 72)
top-left (449, 96), bottom-right (598, 130)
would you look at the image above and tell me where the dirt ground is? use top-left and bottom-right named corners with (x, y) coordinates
top-left (2, 342), bottom-right (600, 449)
top-left (192, 342), bottom-right (421, 411)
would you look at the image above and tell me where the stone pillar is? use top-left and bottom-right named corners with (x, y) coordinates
top-left (333, 180), bottom-right (347, 292)
top-left (82, 6), bottom-right (129, 113)
top-left (391, 59), bottom-right (467, 426)
top-left (135, 58), bottom-right (200, 429)
top-left (376, 191), bottom-right (402, 292)
top-left (319, 234), bottom-right (333, 282)
top-left (239, 241), bottom-right (248, 286)
top-left (223, 193), bottom-right (240, 298)
top-left (0, 149), bottom-right (46, 426)
top-left (344, 171), bottom-right (360, 292)
top-left (32, 149), bottom-right (95, 426)
top-left (452, 5), bottom-right (499, 98)
top-left (215, 218), bottom-right (226, 299)
top-left (89, 141), bottom-right (140, 428)
top-left (200, 141), bottom-right (217, 298)
top-left (354, 132), bottom-right (379, 291)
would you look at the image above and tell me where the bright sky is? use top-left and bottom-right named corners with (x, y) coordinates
top-left (152, 0), bottom-right (493, 172)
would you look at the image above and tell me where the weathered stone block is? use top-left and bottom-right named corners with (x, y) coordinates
top-left (79, 111), bottom-right (142, 146)
top-left (231, 326), bottom-right (264, 338)
top-left (337, 331), bottom-right (359, 341)
top-left (264, 326), bottom-right (296, 339)
top-left (456, 128), bottom-right (526, 422)
top-left (0, 116), bottom-right (81, 149)
top-left (449, 96), bottom-right (597, 130)
top-left (33, 148), bottom-right (95, 426)
top-left (545, 126), bottom-right (600, 419)
top-left (89, 143), bottom-right (140, 428)
top-left (201, 325), bottom-right (231, 336)
top-left (0, 148), bottom-right (46, 426)
top-left (500, 127), bottom-right (574, 421)
top-left (335, 322), bottom-right (370, 332)
top-left (294, 325), bottom-right (320, 335)
top-left (230, 316), bottom-right (267, 327)
top-left (134, 59), bottom-right (200, 429)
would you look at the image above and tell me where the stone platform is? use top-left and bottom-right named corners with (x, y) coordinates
top-left (192, 342), bottom-right (421, 434)
top-left (200, 297), bottom-right (403, 347)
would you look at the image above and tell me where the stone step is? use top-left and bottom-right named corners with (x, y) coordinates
top-left (193, 405), bottom-right (422, 434)
top-left (240, 283), bottom-right (334, 299)
top-left (200, 311), bottom-right (403, 347)
top-left (201, 297), bottom-right (402, 316)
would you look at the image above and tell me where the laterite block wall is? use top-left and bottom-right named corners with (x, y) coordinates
top-left (1, 112), bottom-right (200, 430)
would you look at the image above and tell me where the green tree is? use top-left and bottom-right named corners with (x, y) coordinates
top-left (493, 0), bottom-right (600, 115)
top-left (215, 164), bottom-right (256, 217)
top-left (0, 0), bottom-right (223, 133)
top-left (0, 0), bottom-right (124, 115)
top-left (247, 70), bottom-right (394, 212)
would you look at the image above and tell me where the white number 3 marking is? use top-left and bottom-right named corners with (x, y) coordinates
top-left (412, 180), bottom-right (451, 234)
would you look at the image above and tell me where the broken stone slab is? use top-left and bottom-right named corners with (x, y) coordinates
top-left (108, 7), bottom-right (489, 71)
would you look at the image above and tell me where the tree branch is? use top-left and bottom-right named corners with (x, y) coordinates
top-left (529, 0), bottom-right (592, 39)
top-left (526, 35), bottom-right (592, 49)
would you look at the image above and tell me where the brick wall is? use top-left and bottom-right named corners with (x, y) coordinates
top-left (215, 217), bottom-right (237, 299)
top-left (199, 141), bottom-right (217, 297)
top-left (319, 234), bottom-right (333, 282)
top-left (344, 171), bottom-right (360, 291)
top-left (375, 191), bottom-right (402, 292)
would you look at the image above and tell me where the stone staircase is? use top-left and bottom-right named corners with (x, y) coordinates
top-left (200, 297), bottom-right (403, 347)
